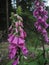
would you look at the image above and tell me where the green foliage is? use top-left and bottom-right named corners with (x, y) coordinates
top-left (7, 60), bottom-right (13, 65)
top-left (16, 6), bottom-right (22, 15)
top-left (10, 12), bottom-right (16, 22)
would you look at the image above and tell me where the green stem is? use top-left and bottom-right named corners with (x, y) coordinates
top-left (42, 41), bottom-right (47, 65)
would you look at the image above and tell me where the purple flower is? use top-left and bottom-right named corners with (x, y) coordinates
top-left (34, 0), bottom-right (40, 7)
top-left (8, 34), bottom-right (15, 43)
top-left (11, 36), bottom-right (18, 45)
top-left (33, 0), bottom-right (49, 43)
top-left (8, 25), bottom-right (12, 31)
top-left (15, 21), bottom-right (23, 27)
top-left (42, 29), bottom-right (47, 36)
top-left (8, 16), bottom-right (28, 65)
top-left (34, 22), bottom-right (39, 28)
top-left (16, 28), bottom-right (18, 33)
top-left (21, 46), bottom-right (28, 56)
top-left (19, 27), bottom-right (24, 32)
top-left (44, 35), bottom-right (49, 43)
top-left (9, 44), bottom-right (16, 50)
top-left (12, 57), bottom-right (19, 65)
top-left (43, 10), bottom-right (48, 15)
top-left (38, 6), bottom-right (43, 12)
top-left (20, 31), bottom-right (27, 38)
top-left (43, 22), bottom-right (49, 29)
top-left (9, 48), bottom-right (17, 59)
top-left (41, 2), bottom-right (44, 6)
top-left (43, 15), bottom-right (48, 21)
top-left (33, 9), bottom-right (39, 18)
top-left (18, 37), bottom-right (25, 44)
top-left (38, 16), bottom-right (42, 22)
top-left (19, 21), bottom-right (23, 27)
top-left (38, 18), bottom-right (48, 28)
top-left (37, 25), bottom-right (42, 32)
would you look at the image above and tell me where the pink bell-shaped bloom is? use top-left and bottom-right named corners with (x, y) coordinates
top-left (12, 57), bottom-right (19, 65)
top-left (42, 29), bottom-right (47, 35)
top-left (37, 25), bottom-right (42, 32)
top-left (8, 34), bottom-right (15, 43)
top-left (15, 28), bottom-right (18, 33)
top-left (35, 0), bottom-right (40, 7)
top-left (15, 21), bottom-right (23, 28)
top-left (15, 22), bottom-right (19, 27)
top-left (9, 48), bottom-right (17, 59)
top-left (44, 15), bottom-right (48, 21)
top-left (33, 9), bottom-right (39, 18)
top-left (20, 31), bottom-right (24, 38)
top-left (18, 37), bottom-right (25, 44)
top-left (44, 22), bottom-right (49, 29)
top-left (8, 25), bottom-right (12, 31)
top-left (12, 36), bottom-right (18, 45)
top-left (38, 6), bottom-right (44, 12)
top-left (38, 18), bottom-right (49, 28)
top-left (41, 2), bottom-right (44, 6)
top-left (8, 14), bottom-right (28, 65)
top-left (19, 21), bottom-right (23, 27)
top-left (23, 31), bottom-right (27, 38)
top-left (9, 52), bottom-right (16, 59)
top-left (9, 44), bottom-right (16, 50)
top-left (33, 0), bottom-right (49, 43)
top-left (9, 52), bottom-right (14, 59)
top-left (43, 10), bottom-right (48, 15)
top-left (19, 27), bottom-right (24, 32)
top-left (44, 35), bottom-right (49, 43)
top-left (18, 43), bottom-right (25, 48)
top-left (38, 16), bottom-right (42, 21)
top-left (34, 21), bottom-right (39, 28)
top-left (21, 46), bottom-right (28, 55)
top-left (20, 31), bottom-right (27, 38)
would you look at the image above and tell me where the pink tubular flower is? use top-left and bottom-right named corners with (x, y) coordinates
top-left (44, 15), bottom-right (48, 21)
top-left (38, 6), bottom-right (44, 12)
top-left (23, 31), bottom-right (27, 38)
top-left (12, 57), bottom-right (19, 65)
top-left (33, 9), bottom-right (39, 18)
top-left (8, 15), bottom-right (28, 65)
top-left (33, 0), bottom-right (49, 43)
top-left (37, 25), bottom-right (42, 32)
top-left (15, 28), bottom-right (18, 33)
top-left (43, 10), bottom-right (48, 15)
top-left (15, 21), bottom-right (23, 28)
top-left (41, 2), bottom-right (44, 6)
top-left (8, 34), bottom-right (15, 43)
top-left (8, 25), bottom-right (12, 31)
top-left (34, 21), bottom-right (39, 28)
top-left (44, 35), bottom-right (49, 43)
top-left (19, 21), bottom-right (23, 27)
top-left (19, 26), bottom-right (24, 32)
top-left (9, 44), bottom-right (16, 50)
top-left (9, 48), bottom-right (17, 59)
top-left (42, 29), bottom-right (47, 35)
top-left (11, 36), bottom-right (18, 45)
top-left (21, 46), bottom-right (28, 56)
top-left (20, 30), bottom-right (27, 38)
top-left (34, 0), bottom-right (40, 7)
top-left (18, 37), bottom-right (25, 44)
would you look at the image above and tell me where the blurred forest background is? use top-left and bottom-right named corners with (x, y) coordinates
top-left (0, 0), bottom-right (49, 65)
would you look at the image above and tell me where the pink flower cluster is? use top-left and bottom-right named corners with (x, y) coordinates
top-left (8, 19), bottom-right (28, 65)
top-left (33, 0), bottom-right (49, 43)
